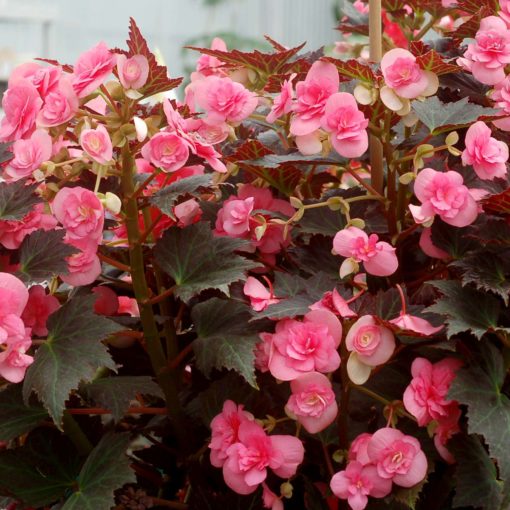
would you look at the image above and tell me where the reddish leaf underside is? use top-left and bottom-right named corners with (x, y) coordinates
top-left (483, 188), bottom-right (510, 216)
top-left (322, 57), bottom-right (377, 84)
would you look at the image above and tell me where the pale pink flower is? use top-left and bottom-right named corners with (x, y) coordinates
top-left (433, 404), bottom-right (461, 464)
top-left (195, 37), bottom-right (228, 78)
top-left (333, 227), bottom-right (398, 277)
top-left (116, 54), bottom-right (149, 90)
top-left (209, 400), bottom-right (254, 468)
top-left (4, 129), bottom-right (52, 181)
top-left (52, 186), bottom-right (104, 242)
top-left (215, 197), bottom-right (254, 236)
top-left (243, 277), bottom-right (279, 312)
top-left (141, 132), bottom-right (190, 172)
top-left (419, 228), bottom-right (448, 259)
top-left (0, 82), bottom-right (42, 142)
top-left (187, 134), bottom-right (227, 173)
top-left (80, 124), bottom-right (113, 165)
top-left (441, 0), bottom-right (457, 6)
top-left (409, 168), bottom-right (479, 227)
top-left (291, 61), bottom-right (339, 136)
top-left (285, 371), bottom-right (338, 433)
top-left (174, 199), bottom-right (202, 227)
top-left (262, 483), bottom-right (284, 510)
top-left (21, 285), bottom-right (59, 336)
top-left (264, 309), bottom-right (342, 381)
top-left (462, 16), bottom-right (510, 85)
top-left (0, 339), bottom-right (33, 383)
top-left (223, 421), bottom-right (304, 494)
top-left (37, 75), bottom-right (78, 127)
top-left (309, 288), bottom-right (356, 318)
top-left (348, 433), bottom-right (372, 466)
top-left (72, 41), bottom-right (116, 97)
top-left (0, 314), bottom-right (28, 345)
top-left (353, 0), bottom-right (369, 13)
top-left (266, 74), bottom-right (295, 123)
top-left (295, 131), bottom-right (323, 155)
top-left (330, 461), bottom-right (392, 510)
top-left (9, 63), bottom-right (61, 99)
top-left (403, 357), bottom-right (462, 426)
top-left (367, 428), bottom-right (428, 487)
top-left (462, 121), bottom-right (508, 180)
top-left (0, 204), bottom-right (58, 250)
top-left (500, 0), bottom-right (510, 26)
top-left (389, 314), bottom-right (443, 336)
top-left (60, 239), bottom-right (101, 287)
top-left (92, 286), bottom-right (119, 316)
top-left (194, 76), bottom-right (258, 125)
top-left (321, 92), bottom-right (368, 158)
top-left (492, 75), bottom-right (510, 130)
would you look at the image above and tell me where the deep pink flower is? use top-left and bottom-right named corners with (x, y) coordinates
top-left (0, 314), bottom-right (28, 345)
top-left (389, 314), bottom-right (443, 336)
top-left (72, 41), bottom-right (116, 97)
top-left (116, 54), bottom-right (149, 90)
top-left (0, 82), bottom-right (42, 142)
top-left (286, 371), bottom-right (338, 433)
top-left (243, 277), bottom-right (279, 312)
top-left (367, 428), bottom-right (428, 487)
top-left (409, 168), bottom-right (479, 227)
top-left (419, 227), bottom-right (449, 259)
top-left (291, 61), bottom-right (339, 136)
top-left (60, 238), bottom-right (101, 287)
top-left (491, 74), bottom-right (510, 130)
top-left (462, 121), bottom-right (508, 180)
top-left (433, 404), bottom-right (461, 464)
top-left (462, 16), bottom-right (510, 85)
top-left (403, 357), bottom-right (462, 426)
top-left (215, 197), bottom-right (254, 236)
top-left (333, 227), bottom-right (398, 277)
top-left (262, 483), bottom-right (283, 510)
top-left (37, 75), bottom-right (78, 127)
top-left (9, 63), bottom-right (61, 99)
top-left (21, 285), bottom-right (59, 337)
top-left (117, 296), bottom-right (140, 317)
top-left (92, 286), bottom-right (119, 316)
top-left (321, 92), bottom-right (368, 158)
top-left (141, 132), bottom-right (190, 172)
top-left (52, 186), bottom-right (104, 242)
top-left (223, 421), bottom-right (304, 494)
top-left (348, 433), bottom-right (372, 466)
top-left (310, 288), bottom-right (357, 318)
top-left (80, 124), bottom-right (113, 165)
top-left (194, 76), bottom-right (258, 125)
top-left (0, 339), bottom-right (33, 383)
top-left (209, 400), bottom-right (254, 468)
top-left (264, 309), bottom-right (342, 381)
top-left (5, 129), bottom-right (52, 181)
top-left (330, 461), bottom-right (392, 510)
top-left (266, 74), bottom-right (295, 123)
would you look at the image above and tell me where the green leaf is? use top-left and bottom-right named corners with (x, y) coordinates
top-left (299, 205), bottom-right (346, 236)
top-left (154, 222), bottom-right (261, 302)
top-left (23, 296), bottom-right (121, 427)
top-left (449, 342), bottom-right (510, 486)
top-left (0, 428), bottom-right (79, 507)
top-left (412, 97), bottom-right (499, 134)
top-left (426, 280), bottom-right (508, 339)
top-left (150, 174), bottom-right (212, 219)
top-left (292, 235), bottom-right (341, 278)
top-left (450, 434), bottom-right (504, 509)
top-left (392, 478), bottom-right (428, 510)
top-left (0, 384), bottom-right (47, 441)
top-left (0, 180), bottom-right (41, 220)
top-left (62, 432), bottom-right (135, 510)
top-left (192, 298), bottom-right (267, 386)
top-left (80, 376), bottom-right (163, 422)
top-left (430, 220), bottom-right (477, 259)
top-left (17, 229), bottom-right (78, 282)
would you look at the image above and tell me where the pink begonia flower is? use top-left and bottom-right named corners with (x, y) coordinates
top-left (195, 37), bottom-right (228, 78)
top-left (441, 0), bottom-right (457, 6)
top-left (216, 197), bottom-right (254, 236)
top-left (21, 285), bottom-right (59, 337)
top-left (263, 309), bottom-right (342, 381)
top-left (61, 239), bottom-right (101, 287)
top-left (333, 227), bottom-right (398, 277)
top-left (254, 332), bottom-right (272, 373)
top-left (92, 286), bottom-right (119, 316)
top-left (462, 16), bottom-right (510, 85)
top-left (209, 400), bottom-right (255, 468)
top-left (8, 63), bottom-right (61, 99)
top-left (309, 288), bottom-right (356, 318)
top-left (223, 421), bottom-right (304, 494)
top-left (262, 483), bottom-right (284, 510)
top-left (419, 228), bottom-right (449, 259)
top-left (321, 92), bottom-right (368, 158)
top-left (461, 121), bottom-right (508, 180)
top-left (188, 134), bottom-right (226, 173)
top-left (243, 276), bottom-right (279, 312)
top-left (85, 95), bottom-right (108, 115)
top-left (348, 433), bottom-right (372, 466)
top-left (367, 427), bottom-right (428, 487)
top-left (0, 82), bottom-right (42, 142)
top-left (501, 0), bottom-right (510, 26)
top-left (117, 296), bottom-right (140, 317)
top-left (290, 61), bottom-right (339, 136)
top-left (52, 186), bottom-right (104, 242)
top-left (37, 75), bottom-right (78, 128)
top-left (409, 168), bottom-right (479, 227)
top-left (4, 129), bottom-right (52, 181)
top-left (491, 75), bottom-right (510, 130)
top-left (116, 54), bottom-right (149, 90)
top-left (433, 404), bottom-right (461, 464)
top-left (0, 204), bottom-right (57, 250)
top-left (72, 41), bottom-right (116, 97)
top-left (266, 74), bottom-right (295, 123)
top-left (0, 314), bottom-right (28, 345)
top-left (193, 75), bottom-right (258, 125)
top-left (403, 357), bottom-right (462, 426)
top-left (0, 339), bottom-right (33, 383)
top-left (141, 132), bottom-right (190, 172)
top-left (330, 461), bottom-right (392, 510)
top-left (389, 314), bottom-right (443, 336)
top-left (295, 131), bottom-right (323, 155)
top-left (285, 371), bottom-right (338, 433)
top-left (353, 0), bottom-right (370, 13)
top-left (80, 124), bottom-right (113, 165)
top-left (174, 199), bottom-right (202, 227)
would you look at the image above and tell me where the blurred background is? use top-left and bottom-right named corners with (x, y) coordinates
top-left (0, 0), bottom-right (339, 94)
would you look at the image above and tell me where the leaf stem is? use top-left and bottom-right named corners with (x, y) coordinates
top-left (62, 411), bottom-right (93, 455)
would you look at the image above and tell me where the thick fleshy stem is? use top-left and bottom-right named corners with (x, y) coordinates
top-left (120, 144), bottom-right (186, 444)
